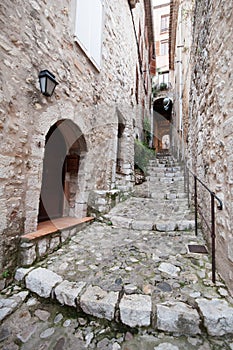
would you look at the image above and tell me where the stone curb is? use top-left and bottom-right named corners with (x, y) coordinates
top-left (12, 266), bottom-right (233, 336)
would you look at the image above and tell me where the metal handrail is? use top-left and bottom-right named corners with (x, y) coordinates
top-left (185, 164), bottom-right (223, 284)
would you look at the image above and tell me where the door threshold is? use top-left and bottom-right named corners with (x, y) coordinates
top-left (22, 216), bottom-right (94, 240)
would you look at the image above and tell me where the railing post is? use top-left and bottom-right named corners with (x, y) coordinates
top-left (211, 192), bottom-right (216, 284)
top-left (194, 175), bottom-right (198, 236)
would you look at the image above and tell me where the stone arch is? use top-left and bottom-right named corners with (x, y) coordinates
top-left (38, 119), bottom-right (87, 222)
top-left (153, 97), bottom-right (172, 152)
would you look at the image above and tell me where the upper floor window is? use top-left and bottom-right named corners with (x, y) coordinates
top-left (160, 40), bottom-right (169, 56)
top-left (74, 0), bottom-right (104, 71)
top-left (160, 15), bottom-right (169, 33)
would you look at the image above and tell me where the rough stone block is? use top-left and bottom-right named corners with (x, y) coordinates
top-left (158, 262), bottom-right (181, 277)
top-left (15, 267), bottom-right (34, 282)
top-left (37, 238), bottom-right (48, 257)
top-left (19, 245), bottom-right (37, 266)
top-left (177, 220), bottom-right (195, 231)
top-left (157, 301), bottom-right (201, 335)
top-left (97, 198), bottom-right (107, 205)
top-left (131, 220), bottom-right (154, 231)
top-left (154, 344), bottom-right (179, 350)
top-left (223, 116), bottom-right (233, 138)
top-left (119, 294), bottom-right (151, 327)
top-left (0, 291), bottom-right (29, 321)
top-left (110, 216), bottom-right (133, 228)
top-left (49, 236), bottom-right (60, 251)
top-left (25, 267), bottom-right (62, 298)
top-left (0, 307), bottom-right (12, 321)
top-left (156, 221), bottom-right (177, 232)
top-left (196, 298), bottom-right (233, 336)
top-left (55, 280), bottom-right (86, 307)
top-left (228, 238), bottom-right (233, 263)
top-left (80, 285), bottom-right (118, 321)
top-left (61, 229), bottom-right (70, 243)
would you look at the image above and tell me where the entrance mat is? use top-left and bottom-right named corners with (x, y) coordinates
top-left (187, 244), bottom-right (208, 254)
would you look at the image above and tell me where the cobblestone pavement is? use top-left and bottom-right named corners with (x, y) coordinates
top-left (1, 156), bottom-right (233, 349)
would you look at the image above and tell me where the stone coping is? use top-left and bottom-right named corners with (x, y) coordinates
top-left (21, 217), bottom-right (94, 241)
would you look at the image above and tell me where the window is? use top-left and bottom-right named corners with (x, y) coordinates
top-left (160, 40), bottom-right (169, 56)
top-left (74, 0), bottom-right (104, 71)
top-left (159, 71), bottom-right (169, 85)
top-left (160, 15), bottom-right (169, 33)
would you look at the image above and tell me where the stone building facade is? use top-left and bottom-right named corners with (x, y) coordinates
top-left (169, 0), bottom-right (194, 159)
top-left (152, 0), bottom-right (172, 153)
top-left (170, 0), bottom-right (233, 295)
top-left (0, 0), bottom-right (154, 274)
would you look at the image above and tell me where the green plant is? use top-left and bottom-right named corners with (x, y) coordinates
top-left (152, 85), bottom-right (159, 98)
top-left (160, 82), bottom-right (167, 90)
top-left (2, 270), bottom-right (10, 279)
top-left (134, 139), bottom-right (156, 174)
top-left (143, 117), bottom-right (152, 147)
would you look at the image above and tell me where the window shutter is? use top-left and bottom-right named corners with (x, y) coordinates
top-left (90, 0), bottom-right (103, 69)
top-left (75, 0), bottom-right (103, 70)
top-left (75, 0), bottom-right (91, 53)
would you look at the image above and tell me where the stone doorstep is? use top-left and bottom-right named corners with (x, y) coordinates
top-left (21, 217), bottom-right (94, 241)
top-left (18, 217), bottom-right (95, 267)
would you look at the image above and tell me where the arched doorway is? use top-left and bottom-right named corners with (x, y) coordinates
top-left (153, 97), bottom-right (172, 153)
top-left (38, 119), bottom-right (87, 222)
top-left (162, 134), bottom-right (170, 149)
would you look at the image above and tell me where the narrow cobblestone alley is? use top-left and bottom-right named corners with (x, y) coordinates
top-left (0, 155), bottom-right (233, 349)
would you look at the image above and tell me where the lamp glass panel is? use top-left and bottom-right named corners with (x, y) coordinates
top-left (46, 78), bottom-right (56, 96)
top-left (40, 76), bottom-right (46, 94)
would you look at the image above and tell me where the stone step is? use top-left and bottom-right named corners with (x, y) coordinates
top-left (164, 192), bottom-right (187, 199)
top-left (147, 165), bottom-right (183, 173)
top-left (13, 267), bottom-right (233, 337)
top-left (108, 215), bottom-right (195, 231)
top-left (154, 177), bottom-right (184, 184)
top-left (148, 173), bottom-right (184, 180)
top-left (149, 192), bottom-right (187, 200)
top-left (150, 191), bottom-right (187, 199)
top-left (158, 161), bottom-right (181, 166)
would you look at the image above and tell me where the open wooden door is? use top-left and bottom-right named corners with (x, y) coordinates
top-left (38, 124), bottom-right (67, 222)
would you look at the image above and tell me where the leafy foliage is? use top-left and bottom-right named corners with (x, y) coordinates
top-left (143, 117), bottom-right (152, 147)
top-left (134, 139), bottom-right (156, 174)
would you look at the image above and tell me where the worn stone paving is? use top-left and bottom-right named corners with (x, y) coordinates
top-left (1, 155), bottom-right (233, 349)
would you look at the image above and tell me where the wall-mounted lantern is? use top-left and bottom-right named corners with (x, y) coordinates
top-left (163, 97), bottom-right (173, 111)
top-left (38, 70), bottom-right (58, 97)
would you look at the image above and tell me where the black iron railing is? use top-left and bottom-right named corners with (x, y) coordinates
top-left (184, 165), bottom-right (223, 283)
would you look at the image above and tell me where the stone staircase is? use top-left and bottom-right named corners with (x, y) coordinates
top-left (3, 154), bottom-right (233, 343)
top-left (109, 153), bottom-right (195, 232)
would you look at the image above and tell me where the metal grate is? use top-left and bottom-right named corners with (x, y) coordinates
top-left (188, 244), bottom-right (208, 254)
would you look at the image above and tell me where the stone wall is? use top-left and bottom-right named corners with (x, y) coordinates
top-left (169, 0), bottom-right (194, 160)
top-left (187, 0), bottom-right (233, 294)
top-left (0, 0), bottom-right (153, 273)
